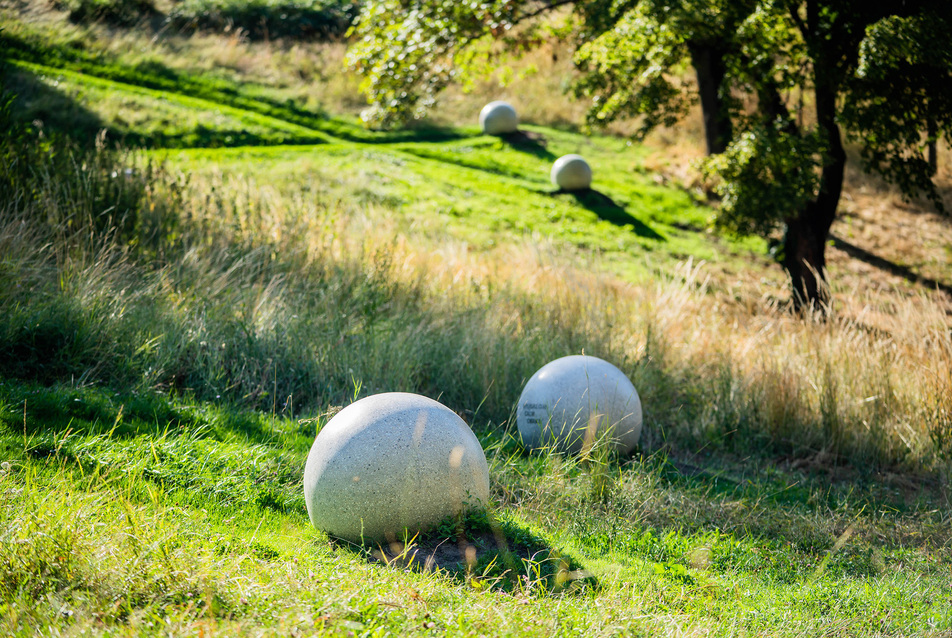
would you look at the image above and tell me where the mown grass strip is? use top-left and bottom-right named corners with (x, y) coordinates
top-left (162, 140), bottom-right (763, 281)
top-left (12, 59), bottom-right (334, 146)
top-left (0, 25), bottom-right (465, 144)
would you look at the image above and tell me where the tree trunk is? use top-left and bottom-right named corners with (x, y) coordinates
top-left (783, 2), bottom-right (846, 312)
top-left (688, 42), bottom-right (732, 155)
top-left (928, 115), bottom-right (938, 173)
top-left (782, 137), bottom-right (844, 312)
top-left (782, 201), bottom-right (836, 311)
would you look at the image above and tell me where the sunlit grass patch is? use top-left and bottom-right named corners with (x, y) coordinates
top-left (8, 60), bottom-right (331, 147)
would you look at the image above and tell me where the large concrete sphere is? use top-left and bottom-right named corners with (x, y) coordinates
top-left (517, 355), bottom-right (642, 455)
top-left (551, 154), bottom-right (592, 191)
top-left (479, 101), bottom-right (519, 135)
top-left (304, 392), bottom-right (490, 543)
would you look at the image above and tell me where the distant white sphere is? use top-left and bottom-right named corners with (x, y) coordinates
top-left (517, 355), bottom-right (642, 455)
top-left (551, 154), bottom-right (592, 191)
top-left (479, 101), bottom-right (519, 135)
top-left (304, 393), bottom-right (490, 543)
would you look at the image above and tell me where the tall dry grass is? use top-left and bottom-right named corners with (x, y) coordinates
top-left (3, 137), bottom-right (951, 472)
top-left (2, 12), bottom-right (950, 472)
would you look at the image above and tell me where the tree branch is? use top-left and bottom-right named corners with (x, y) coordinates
top-left (787, 2), bottom-right (807, 37)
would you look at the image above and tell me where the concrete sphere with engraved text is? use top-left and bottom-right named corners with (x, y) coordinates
top-left (517, 355), bottom-right (642, 455)
top-left (304, 392), bottom-right (490, 543)
top-left (551, 154), bottom-right (592, 191)
top-left (479, 101), bottom-right (519, 135)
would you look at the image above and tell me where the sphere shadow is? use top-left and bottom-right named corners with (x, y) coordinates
top-left (552, 188), bottom-right (666, 240)
top-left (326, 512), bottom-right (599, 596)
top-left (498, 130), bottom-right (557, 161)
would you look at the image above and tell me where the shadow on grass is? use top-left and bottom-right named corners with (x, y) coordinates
top-left (498, 130), bottom-right (557, 161)
top-left (555, 188), bottom-right (666, 240)
top-left (3, 63), bottom-right (106, 145)
top-left (328, 512), bottom-right (598, 596)
top-left (829, 233), bottom-right (952, 298)
top-left (121, 127), bottom-right (330, 149)
top-left (0, 382), bottom-right (278, 444)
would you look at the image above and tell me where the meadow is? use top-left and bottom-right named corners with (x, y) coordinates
top-left (2, 2), bottom-right (952, 635)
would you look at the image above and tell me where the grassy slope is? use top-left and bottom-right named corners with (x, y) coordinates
top-left (1, 16), bottom-right (765, 283)
top-left (2, 6), bottom-right (952, 637)
top-left (3, 384), bottom-right (950, 636)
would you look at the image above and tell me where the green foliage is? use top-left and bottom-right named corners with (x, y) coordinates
top-left (702, 123), bottom-right (823, 236)
top-left (842, 10), bottom-right (952, 213)
top-left (168, 0), bottom-right (358, 41)
top-left (346, 0), bottom-right (525, 127)
top-left (53, 0), bottom-right (156, 27)
top-left (573, 5), bottom-right (690, 136)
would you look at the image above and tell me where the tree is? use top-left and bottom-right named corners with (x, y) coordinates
top-left (347, 0), bottom-right (952, 310)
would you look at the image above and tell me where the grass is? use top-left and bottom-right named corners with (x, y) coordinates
top-left (2, 2), bottom-right (952, 635)
top-left (163, 131), bottom-right (763, 282)
top-left (2, 387), bottom-right (951, 635)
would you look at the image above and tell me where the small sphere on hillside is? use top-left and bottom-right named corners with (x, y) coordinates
top-left (479, 101), bottom-right (519, 135)
top-left (551, 154), bottom-right (592, 191)
top-left (517, 355), bottom-right (642, 455)
top-left (303, 392), bottom-right (490, 543)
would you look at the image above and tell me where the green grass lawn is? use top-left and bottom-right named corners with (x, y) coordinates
top-left (2, 6), bottom-right (951, 636)
top-left (3, 383), bottom-right (950, 636)
top-left (164, 131), bottom-right (763, 282)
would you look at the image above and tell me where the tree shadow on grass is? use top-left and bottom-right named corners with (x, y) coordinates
top-left (0, 382), bottom-right (278, 445)
top-left (4, 63), bottom-right (106, 145)
top-left (328, 511), bottom-right (598, 596)
top-left (1, 31), bottom-right (465, 148)
top-left (829, 233), bottom-right (952, 298)
top-left (638, 447), bottom-right (951, 544)
top-left (554, 188), bottom-right (666, 240)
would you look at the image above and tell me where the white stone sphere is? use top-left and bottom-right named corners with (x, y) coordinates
top-left (304, 392), bottom-right (490, 543)
top-left (517, 355), bottom-right (642, 455)
top-left (479, 101), bottom-right (519, 135)
top-left (551, 154), bottom-right (592, 191)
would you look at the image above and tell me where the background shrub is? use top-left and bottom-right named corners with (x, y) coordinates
top-left (53, 0), bottom-right (158, 27)
top-left (168, 0), bottom-right (358, 40)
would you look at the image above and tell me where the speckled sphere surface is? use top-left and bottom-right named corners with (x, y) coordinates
top-left (479, 101), bottom-right (519, 135)
top-left (304, 392), bottom-right (490, 543)
top-left (551, 154), bottom-right (592, 191)
top-left (517, 355), bottom-right (642, 455)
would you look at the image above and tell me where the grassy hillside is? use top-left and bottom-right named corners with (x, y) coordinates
top-left (2, 3), bottom-right (952, 636)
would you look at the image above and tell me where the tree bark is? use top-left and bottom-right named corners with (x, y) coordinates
top-left (782, 117), bottom-right (844, 311)
top-left (688, 42), bottom-right (732, 155)
top-left (782, 201), bottom-right (836, 311)
top-left (928, 115), bottom-right (938, 173)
